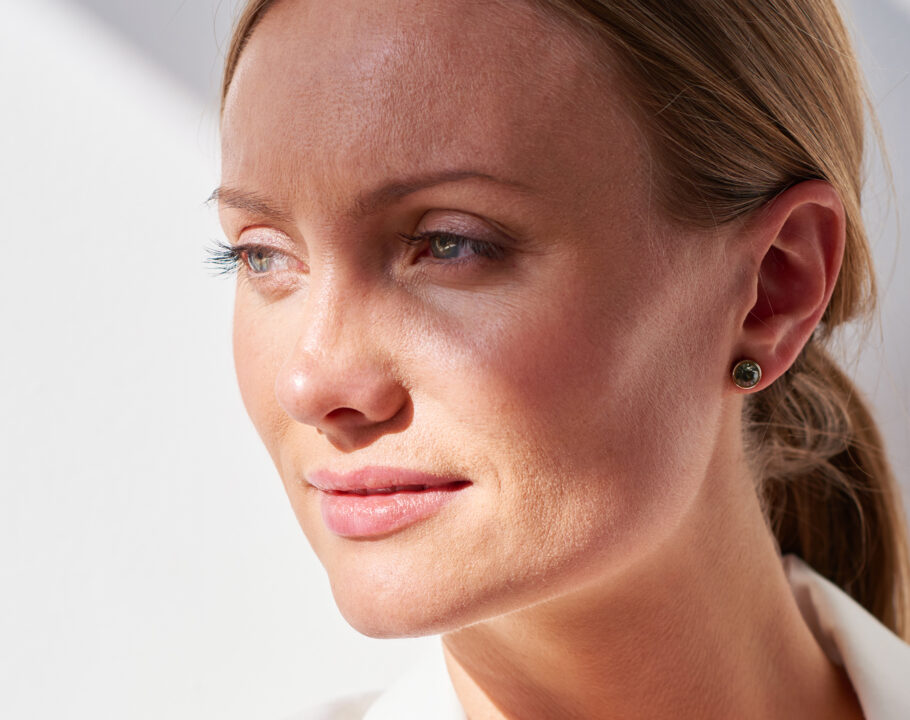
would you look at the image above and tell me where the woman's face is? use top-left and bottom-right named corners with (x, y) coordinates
top-left (220, 0), bottom-right (742, 636)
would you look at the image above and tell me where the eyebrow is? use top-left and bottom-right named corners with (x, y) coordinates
top-left (207, 186), bottom-right (294, 223)
top-left (209, 169), bottom-right (532, 223)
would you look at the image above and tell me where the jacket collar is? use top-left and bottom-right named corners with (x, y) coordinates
top-left (783, 554), bottom-right (910, 720)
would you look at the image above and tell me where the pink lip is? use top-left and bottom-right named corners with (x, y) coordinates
top-left (307, 466), bottom-right (471, 538)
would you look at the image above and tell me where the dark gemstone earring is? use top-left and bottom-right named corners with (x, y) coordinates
top-left (732, 359), bottom-right (762, 390)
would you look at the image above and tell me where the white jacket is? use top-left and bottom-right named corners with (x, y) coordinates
top-left (292, 555), bottom-right (910, 719)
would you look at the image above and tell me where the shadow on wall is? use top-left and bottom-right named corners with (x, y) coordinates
top-left (63, 0), bottom-right (244, 103)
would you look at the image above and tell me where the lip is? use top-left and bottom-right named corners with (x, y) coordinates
top-left (307, 466), bottom-right (472, 538)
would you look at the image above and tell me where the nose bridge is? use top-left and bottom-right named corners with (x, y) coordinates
top-left (291, 259), bottom-right (383, 382)
top-left (275, 262), bottom-right (407, 441)
top-left (298, 264), bottom-right (363, 364)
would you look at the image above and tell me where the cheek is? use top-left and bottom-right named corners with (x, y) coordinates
top-left (424, 272), bottom-right (698, 460)
top-left (415, 256), bottom-right (726, 539)
top-left (232, 290), bottom-right (293, 454)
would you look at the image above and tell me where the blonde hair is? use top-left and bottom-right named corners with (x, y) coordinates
top-left (221, 0), bottom-right (910, 638)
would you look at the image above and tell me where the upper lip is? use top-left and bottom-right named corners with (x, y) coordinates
top-left (306, 466), bottom-right (471, 494)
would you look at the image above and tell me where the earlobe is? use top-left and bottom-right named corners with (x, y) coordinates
top-left (732, 180), bottom-right (845, 392)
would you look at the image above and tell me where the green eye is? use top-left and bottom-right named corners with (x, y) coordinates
top-left (245, 248), bottom-right (275, 273)
top-left (398, 230), bottom-right (506, 263)
top-left (429, 234), bottom-right (462, 259)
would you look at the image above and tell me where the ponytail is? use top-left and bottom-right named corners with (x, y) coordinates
top-left (750, 340), bottom-right (910, 638)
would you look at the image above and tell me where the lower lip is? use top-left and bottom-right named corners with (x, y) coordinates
top-left (319, 483), bottom-right (469, 538)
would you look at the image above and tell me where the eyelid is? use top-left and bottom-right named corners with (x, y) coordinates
top-left (237, 225), bottom-right (294, 245)
top-left (237, 226), bottom-right (307, 265)
top-left (415, 210), bottom-right (508, 241)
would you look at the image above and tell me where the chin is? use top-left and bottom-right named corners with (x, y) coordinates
top-left (321, 542), bottom-right (525, 639)
top-left (329, 575), bottom-right (470, 639)
top-left (320, 541), bottom-right (605, 640)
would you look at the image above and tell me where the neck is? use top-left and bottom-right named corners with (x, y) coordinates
top-left (441, 456), bottom-right (863, 720)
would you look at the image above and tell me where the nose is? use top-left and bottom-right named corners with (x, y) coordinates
top-left (274, 285), bottom-right (410, 452)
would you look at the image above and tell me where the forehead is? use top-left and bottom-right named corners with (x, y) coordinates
top-left (221, 0), bottom-right (643, 217)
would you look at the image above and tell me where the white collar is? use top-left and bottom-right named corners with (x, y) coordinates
top-left (783, 554), bottom-right (910, 719)
top-left (362, 640), bottom-right (466, 720)
top-left (321, 555), bottom-right (910, 719)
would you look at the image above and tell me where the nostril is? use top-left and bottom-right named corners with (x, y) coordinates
top-left (325, 407), bottom-right (365, 424)
top-left (320, 395), bottom-right (414, 452)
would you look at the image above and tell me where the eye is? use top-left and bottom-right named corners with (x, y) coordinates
top-left (235, 244), bottom-right (307, 298)
top-left (206, 231), bottom-right (307, 301)
top-left (211, 243), bottom-right (297, 275)
top-left (398, 231), bottom-right (505, 262)
top-left (206, 227), bottom-right (303, 279)
top-left (244, 246), bottom-right (284, 273)
top-left (428, 233), bottom-right (470, 260)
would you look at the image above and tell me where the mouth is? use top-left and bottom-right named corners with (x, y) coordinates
top-left (307, 468), bottom-right (472, 538)
top-left (328, 481), bottom-right (471, 496)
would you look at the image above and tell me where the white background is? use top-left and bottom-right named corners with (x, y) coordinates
top-left (1, 0), bottom-right (908, 718)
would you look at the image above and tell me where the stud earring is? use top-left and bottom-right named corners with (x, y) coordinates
top-left (732, 359), bottom-right (762, 390)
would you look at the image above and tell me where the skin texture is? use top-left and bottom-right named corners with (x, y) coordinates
top-left (219, 0), bottom-right (864, 717)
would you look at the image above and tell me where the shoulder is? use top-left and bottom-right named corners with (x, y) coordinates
top-left (283, 691), bottom-right (380, 720)
top-left (784, 554), bottom-right (910, 720)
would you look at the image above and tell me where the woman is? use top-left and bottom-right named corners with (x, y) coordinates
top-left (212, 0), bottom-right (910, 717)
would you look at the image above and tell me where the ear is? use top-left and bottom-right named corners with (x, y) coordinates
top-left (731, 180), bottom-right (845, 392)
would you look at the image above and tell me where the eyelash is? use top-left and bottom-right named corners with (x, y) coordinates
top-left (206, 231), bottom-right (506, 276)
top-left (206, 239), bottom-right (247, 276)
